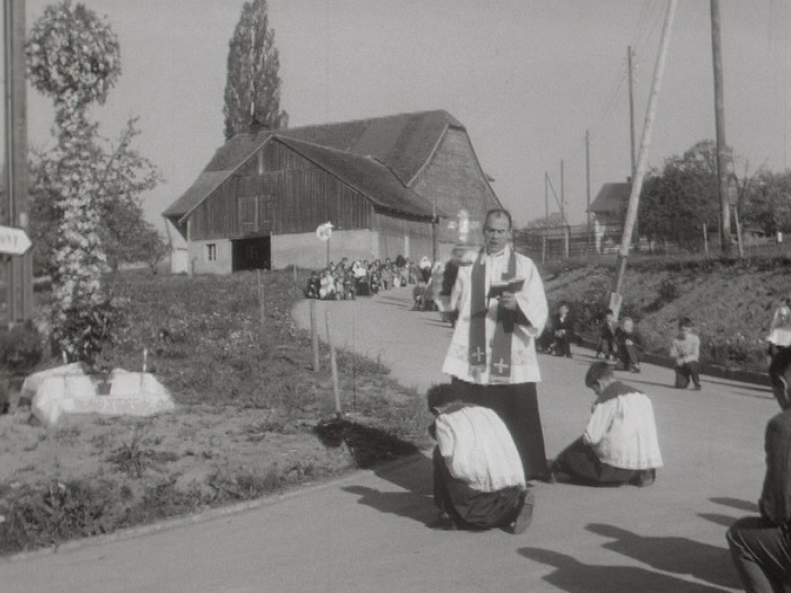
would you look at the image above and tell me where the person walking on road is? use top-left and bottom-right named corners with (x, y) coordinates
top-left (727, 408), bottom-right (791, 592)
top-left (441, 208), bottom-right (551, 482)
top-left (551, 362), bottom-right (663, 487)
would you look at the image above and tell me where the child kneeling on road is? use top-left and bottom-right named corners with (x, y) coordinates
top-left (427, 384), bottom-right (534, 534)
top-left (552, 362), bottom-right (663, 487)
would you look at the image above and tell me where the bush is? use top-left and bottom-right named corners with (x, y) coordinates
top-left (0, 321), bottom-right (43, 375)
top-left (51, 300), bottom-right (122, 369)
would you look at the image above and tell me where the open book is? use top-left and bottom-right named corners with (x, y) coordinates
top-left (488, 277), bottom-right (525, 299)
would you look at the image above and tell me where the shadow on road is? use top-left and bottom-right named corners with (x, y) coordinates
top-left (710, 496), bottom-right (759, 513)
top-left (585, 523), bottom-right (740, 590)
top-left (342, 454), bottom-right (435, 524)
top-left (519, 548), bottom-right (732, 593)
top-left (698, 513), bottom-right (738, 528)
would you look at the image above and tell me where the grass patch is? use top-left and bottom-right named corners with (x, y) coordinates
top-left (2, 269), bottom-right (432, 556)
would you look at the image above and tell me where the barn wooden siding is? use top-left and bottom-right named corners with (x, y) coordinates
top-left (412, 127), bottom-right (500, 244)
top-left (374, 211), bottom-right (433, 261)
top-left (187, 140), bottom-right (374, 241)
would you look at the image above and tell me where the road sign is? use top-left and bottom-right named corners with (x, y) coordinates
top-left (316, 222), bottom-right (333, 242)
top-left (0, 225), bottom-right (31, 255)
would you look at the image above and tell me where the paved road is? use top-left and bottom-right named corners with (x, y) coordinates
top-left (2, 287), bottom-right (777, 592)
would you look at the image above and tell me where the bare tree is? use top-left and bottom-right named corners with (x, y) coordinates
top-left (223, 0), bottom-right (288, 140)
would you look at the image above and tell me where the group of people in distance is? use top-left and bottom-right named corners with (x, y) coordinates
top-left (542, 300), bottom-right (703, 391)
top-left (304, 255), bottom-right (427, 301)
top-left (427, 208), bottom-right (664, 535)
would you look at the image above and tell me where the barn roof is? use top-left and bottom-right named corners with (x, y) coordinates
top-left (588, 182), bottom-right (631, 214)
top-left (163, 110), bottom-right (462, 222)
top-left (276, 137), bottom-right (433, 218)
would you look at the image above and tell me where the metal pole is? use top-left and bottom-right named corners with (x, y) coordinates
top-left (711, 0), bottom-right (732, 254)
top-left (611, 0), bottom-right (678, 306)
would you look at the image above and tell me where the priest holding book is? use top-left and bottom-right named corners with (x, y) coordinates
top-left (442, 208), bottom-right (551, 482)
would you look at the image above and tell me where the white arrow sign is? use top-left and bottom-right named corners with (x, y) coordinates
top-left (0, 225), bottom-right (32, 255)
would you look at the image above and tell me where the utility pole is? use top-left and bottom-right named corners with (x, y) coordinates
top-left (544, 172), bottom-right (549, 220)
top-left (560, 159), bottom-right (565, 223)
top-left (586, 130), bottom-right (591, 247)
top-left (611, 0), bottom-right (678, 316)
top-left (628, 46), bottom-right (637, 179)
top-left (628, 46), bottom-right (639, 248)
top-left (4, 0), bottom-right (32, 323)
top-left (711, 0), bottom-right (732, 254)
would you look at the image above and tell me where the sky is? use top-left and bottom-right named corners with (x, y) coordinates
top-left (5, 0), bottom-right (791, 231)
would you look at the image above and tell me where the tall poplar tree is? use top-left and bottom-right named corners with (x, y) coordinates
top-left (223, 0), bottom-right (288, 140)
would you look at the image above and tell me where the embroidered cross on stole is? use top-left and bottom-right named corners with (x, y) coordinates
top-left (468, 248), bottom-right (518, 383)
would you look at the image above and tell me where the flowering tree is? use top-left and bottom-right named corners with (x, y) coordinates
top-left (27, 1), bottom-right (160, 363)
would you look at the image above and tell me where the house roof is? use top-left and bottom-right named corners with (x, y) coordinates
top-left (163, 110), bottom-right (462, 222)
top-left (588, 182), bottom-right (631, 214)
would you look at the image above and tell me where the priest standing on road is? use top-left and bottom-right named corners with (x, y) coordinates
top-left (442, 208), bottom-right (551, 482)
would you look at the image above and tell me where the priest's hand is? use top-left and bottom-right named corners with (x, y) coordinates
top-left (500, 291), bottom-right (518, 311)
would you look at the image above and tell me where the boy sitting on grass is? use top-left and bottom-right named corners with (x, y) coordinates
top-left (551, 362), bottom-right (663, 487)
top-left (427, 384), bottom-right (535, 534)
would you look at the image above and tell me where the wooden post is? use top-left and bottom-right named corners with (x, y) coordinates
top-left (257, 269), bottom-right (265, 324)
top-left (293, 264), bottom-right (297, 284)
top-left (325, 310), bottom-right (342, 417)
top-left (541, 236), bottom-right (546, 264)
top-left (326, 237), bottom-right (331, 267)
top-left (734, 207), bottom-right (744, 258)
top-left (703, 223), bottom-right (709, 255)
top-left (310, 300), bottom-right (319, 371)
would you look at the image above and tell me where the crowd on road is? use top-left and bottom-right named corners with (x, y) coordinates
top-left (422, 207), bottom-right (791, 593)
top-left (304, 255), bottom-right (434, 302)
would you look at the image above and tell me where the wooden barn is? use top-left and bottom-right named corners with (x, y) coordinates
top-left (162, 110), bottom-right (501, 274)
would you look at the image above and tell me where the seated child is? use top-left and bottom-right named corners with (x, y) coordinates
top-left (595, 309), bottom-right (617, 360)
top-left (427, 384), bottom-right (535, 534)
top-left (670, 317), bottom-right (701, 390)
top-left (552, 362), bottom-right (663, 487)
top-left (615, 316), bottom-right (643, 373)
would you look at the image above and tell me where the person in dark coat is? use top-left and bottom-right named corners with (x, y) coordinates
top-left (551, 302), bottom-right (573, 358)
top-left (615, 316), bottom-right (643, 373)
top-left (727, 407), bottom-right (791, 592)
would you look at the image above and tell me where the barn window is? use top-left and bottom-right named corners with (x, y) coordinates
top-left (239, 196), bottom-right (259, 233)
top-left (257, 151), bottom-right (265, 175)
top-left (207, 243), bottom-right (218, 262)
